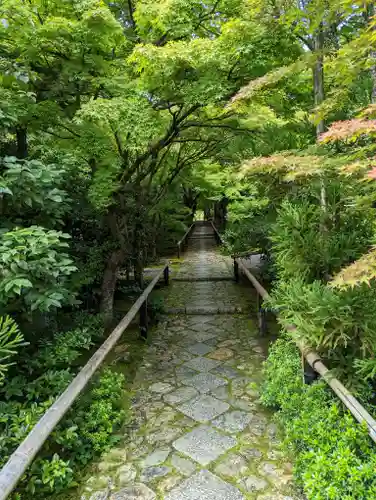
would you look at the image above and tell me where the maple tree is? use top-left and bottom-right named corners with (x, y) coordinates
top-left (1, 0), bottom-right (376, 498)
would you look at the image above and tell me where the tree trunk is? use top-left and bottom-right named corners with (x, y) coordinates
top-left (134, 253), bottom-right (144, 288)
top-left (16, 127), bottom-right (28, 159)
top-left (368, 4), bottom-right (376, 103)
top-left (214, 198), bottom-right (229, 230)
top-left (313, 27), bottom-right (327, 217)
top-left (313, 28), bottom-right (325, 137)
top-left (100, 249), bottom-right (124, 325)
top-left (371, 54), bottom-right (376, 104)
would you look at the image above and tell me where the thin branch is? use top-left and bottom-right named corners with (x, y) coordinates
top-left (295, 33), bottom-right (314, 51)
top-left (59, 123), bottom-right (81, 138)
top-left (127, 0), bottom-right (136, 29)
top-left (121, 104), bottom-right (201, 184)
top-left (42, 130), bottom-right (71, 140)
top-left (182, 122), bottom-right (256, 134)
top-left (114, 131), bottom-right (124, 159)
top-left (174, 138), bottom-right (218, 143)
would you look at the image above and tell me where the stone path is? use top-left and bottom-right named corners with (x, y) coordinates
top-left (82, 223), bottom-right (300, 500)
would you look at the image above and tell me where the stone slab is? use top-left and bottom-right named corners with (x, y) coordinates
top-left (239, 475), bottom-right (268, 493)
top-left (211, 365), bottom-right (240, 379)
top-left (207, 348), bottom-right (234, 361)
top-left (183, 357), bottom-right (221, 373)
top-left (143, 449), bottom-right (170, 467)
top-left (171, 454), bottom-right (197, 476)
top-left (214, 453), bottom-right (248, 477)
top-left (182, 357), bottom-right (220, 373)
top-left (140, 466), bottom-right (171, 483)
top-left (172, 425), bottom-right (236, 466)
top-left (116, 464), bottom-right (137, 486)
top-left (149, 383), bottom-right (174, 394)
top-left (164, 387), bottom-right (199, 405)
top-left (212, 411), bottom-right (252, 434)
top-left (176, 366), bottom-right (198, 381)
top-left (186, 342), bottom-right (213, 356)
top-left (110, 483), bottom-right (156, 499)
top-left (165, 470), bottom-right (244, 500)
top-left (177, 395), bottom-right (229, 423)
top-left (192, 331), bottom-right (216, 342)
top-left (181, 373), bottom-right (227, 394)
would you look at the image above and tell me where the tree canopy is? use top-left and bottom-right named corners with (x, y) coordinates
top-left (1, 0), bottom-right (376, 498)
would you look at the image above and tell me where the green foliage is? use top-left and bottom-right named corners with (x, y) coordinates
top-left (0, 156), bottom-right (68, 225)
top-left (270, 197), bottom-right (374, 282)
top-left (31, 325), bottom-right (101, 371)
top-left (262, 339), bottom-right (376, 500)
top-left (0, 313), bottom-right (130, 498)
top-left (0, 316), bottom-right (25, 384)
top-left (0, 226), bottom-right (77, 313)
top-left (268, 281), bottom-right (376, 379)
top-left (27, 454), bottom-right (74, 496)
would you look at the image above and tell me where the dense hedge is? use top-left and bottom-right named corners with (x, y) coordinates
top-left (0, 315), bottom-right (130, 498)
top-left (261, 339), bottom-right (376, 500)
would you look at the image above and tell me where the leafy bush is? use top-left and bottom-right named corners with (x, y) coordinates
top-left (270, 198), bottom-right (373, 283)
top-left (0, 227), bottom-right (77, 313)
top-left (0, 315), bottom-right (130, 498)
top-left (0, 156), bottom-right (68, 226)
top-left (0, 316), bottom-right (25, 383)
top-left (262, 339), bottom-right (376, 500)
top-left (268, 280), bottom-right (376, 386)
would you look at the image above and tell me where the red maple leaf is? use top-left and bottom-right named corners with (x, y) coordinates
top-left (367, 167), bottom-right (376, 179)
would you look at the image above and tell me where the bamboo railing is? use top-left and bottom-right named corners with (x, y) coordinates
top-left (234, 257), bottom-right (376, 444)
top-left (177, 223), bottom-right (195, 258)
top-left (207, 221), bottom-right (376, 444)
top-left (0, 263), bottom-right (170, 499)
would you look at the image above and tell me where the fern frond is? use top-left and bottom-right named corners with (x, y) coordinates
top-left (0, 316), bottom-right (25, 382)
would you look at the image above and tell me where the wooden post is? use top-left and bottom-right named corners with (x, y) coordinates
top-left (140, 299), bottom-right (148, 340)
top-left (256, 293), bottom-right (267, 336)
top-left (164, 265), bottom-right (169, 286)
top-left (234, 259), bottom-right (239, 283)
top-left (177, 243), bottom-right (181, 259)
top-left (302, 353), bottom-right (318, 385)
top-left (0, 264), bottom-right (169, 499)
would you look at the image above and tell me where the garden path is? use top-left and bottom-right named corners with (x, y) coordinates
top-left (82, 223), bottom-right (300, 500)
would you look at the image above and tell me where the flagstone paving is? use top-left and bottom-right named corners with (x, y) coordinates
top-left (81, 223), bottom-right (302, 500)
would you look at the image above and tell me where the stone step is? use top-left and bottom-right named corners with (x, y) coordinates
top-left (172, 277), bottom-right (234, 282)
top-left (162, 306), bottom-right (245, 315)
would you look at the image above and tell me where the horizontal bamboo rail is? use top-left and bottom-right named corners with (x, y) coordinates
top-left (0, 263), bottom-right (169, 500)
top-left (177, 223), bottom-right (195, 258)
top-left (210, 220), bottom-right (223, 244)
top-left (235, 258), bottom-right (376, 444)
top-left (231, 249), bottom-right (262, 259)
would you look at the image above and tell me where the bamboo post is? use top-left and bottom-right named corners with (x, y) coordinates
top-left (235, 259), bottom-right (376, 445)
top-left (140, 299), bottom-right (148, 340)
top-left (234, 258), bottom-right (239, 283)
top-left (302, 352), bottom-right (318, 384)
top-left (177, 223), bottom-right (195, 259)
top-left (164, 265), bottom-right (169, 286)
top-left (0, 263), bottom-right (169, 500)
top-left (256, 292), bottom-right (267, 336)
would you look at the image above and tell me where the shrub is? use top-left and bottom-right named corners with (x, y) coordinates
top-left (0, 227), bottom-right (77, 313)
top-left (270, 198), bottom-right (373, 283)
top-left (262, 338), bottom-right (376, 500)
top-left (0, 315), bottom-right (131, 498)
top-left (0, 316), bottom-right (25, 383)
top-left (1, 368), bottom-right (128, 498)
top-left (267, 280), bottom-right (376, 387)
